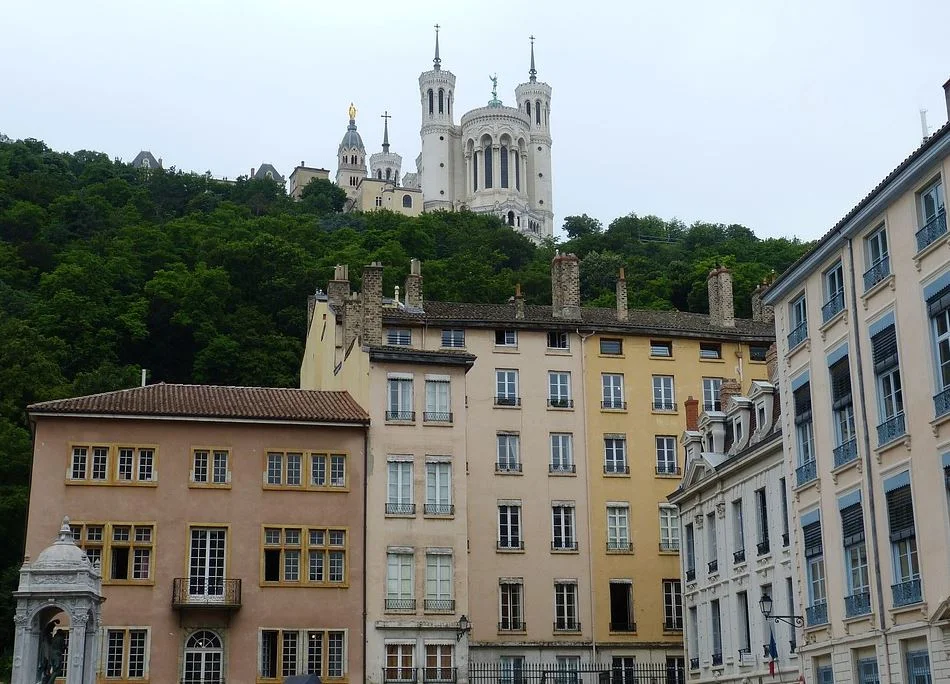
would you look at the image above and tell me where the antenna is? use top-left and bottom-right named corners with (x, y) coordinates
top-left (920, 108), bottom-right (931, 142)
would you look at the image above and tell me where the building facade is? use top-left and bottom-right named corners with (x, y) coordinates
top-left (289, 163), bottom-right (330, 199)
top-left (24, 384), bottom-right (369, 683)
top-left (761, 82), bottom-right (950, 684)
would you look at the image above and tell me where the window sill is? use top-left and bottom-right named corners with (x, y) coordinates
top-left (651, 409), bottom-right (679, 416)
top-left (422, 421), bottom-right (454, 427)
top-left (658, 550), bottom-right (680, 557)
top-left (423, 514), bottom-right (455, 520)
top-left (102, 579), bottom-right (155, 587)
top-left (649, 355), bottom-right (676, 361)
top-left (830, 454), bottom-right (861, 482)
top-left (914, 231), bottom-right (950, 266)
top-left (931, 410), bottom-right (950, 434)
top-left (493, 404), bottom-right (522, 411)
top-left (547, 406), bottom-right (575, 412)
top-left (606, 548), bottom-right (634, 555)
top-left (189, 482), bottom-right (232, 489)
top-left (873, 433), bottom-right (911, 458)
top-left (384, 419), bottom-right (416, 426)
top-left (440, 346), bottom-right (467, 352)
top-left (603, 472), bottom-right (631, 478)
top-left (699, 357), bottom-right (725, 364)
top-left (384, 513), bottom-right (416, 519)
top-left (496, 548), bottom-right (526, 554)
top-left (548, 470), bottom-right (577, 477)
top-left (495, 470), bottom-right (524, 476)
top-left (260, 581), bottom-right (349, 589)
top-left (860, 273), bottom-right (895, 307)
top-left (598, 354), bottom-right (625, 360)
top-left (550, 548), bottom-right (580, 555)
top-left (545, 349), bottom-right (572, 356)
top-left (65, 480), bottom-right (158, 488)
top-left (819, 308), bottom-right (847, 337)
top-left (654, 472), bottom-right (681, 479)
top-left (842, 611), bottom-right (874, 626)
top-left (786, 336), bottom-right (810, 359)
top-left (600, 408), bottom-right (628, 414)
top-left (263, 484), bottom-right (350, 493)
top-left (493, 346), bottom-right (520, 354)
top-left (890, 600), bottom-right (927, 617)
top-left (748, 359), bottom-right (768, 365)
top-left (792, 476), bottom-right (819, 494)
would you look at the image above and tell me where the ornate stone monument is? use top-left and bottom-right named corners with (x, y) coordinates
top-left (11, 517), bottom-right (104, 684)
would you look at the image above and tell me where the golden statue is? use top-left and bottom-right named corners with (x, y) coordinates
top-left (348, 103), bottom-right (357, 121)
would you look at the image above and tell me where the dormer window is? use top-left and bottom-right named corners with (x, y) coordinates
top-left (733, 418), bottom-right (743, 445)
top-left (756, 402), bottom-right (767, 431)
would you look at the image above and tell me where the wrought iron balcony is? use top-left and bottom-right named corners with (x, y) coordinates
top-left (607, 540), bottom-right (632, 553)
top-left (383, 669), bottom-right (418, 684)
top-left (796, 459), bottom-right (817, 487)
top-left (385, 502), bottom-right (416, 515)
top-left (712, 653), bottom-right (723, 666)
top-left (424, 503), bottom-right (454, 516)
top-left (655, 464), bottom-right (682, 476)
top-left (609, 620), bottom-right (636, 632)
top-left (603, 464), bottom-right (630, 475)
top-left (659, 540), bottom-right (680, 552)
top-left (707, 559), bottom-right (719, 574)
top-left (892, 578), bottom-right (922, 607)
top-left (385, 598), bottom-right (417, 611)
top-left (601, 399), bottom-right (627, 410)
top-left (916, 209), bottom-right (947, 251)
top-left (553, 620), bottom-right (581, 632)
top-left (498, 620), bottom-right (526, 631)
top-left (494, 396), bottom-right (521, 407)
top-left (844, 590), bottom-right (871, 617)
top-left (548, 398), bottom-right (574, 408)
top-left (552, 540), bottom-right (579, 551)
top-left (822, 290), bottom-right (845, 323)
top-left (833, 438), bottom-right (858, 468)
top-left (172, 578), bottom-right (242, 609)
top-left (757, 539), bottom-right (770, 556)
top-left (685, 568), bottom-right (696, 582)
top-left (689, 658), bottom-right (699, 671)
top-left (549, 463), bottom-right (576, 474)
top-left (787, 321), bottom-right (808, 349)
top-left (733, 548), bottom-right (746, 564)
top-left (423, 667), bottom-right (458, 683)
top-left (652, 401), bottom-right (677, 412)
top-left (424, 598), bottom-right (456, 612)
top-left (386, 410), bottom-right (416, 421)
top-left (495, 462), bottom-right (523, 473)
top-left (423, 411), bottom-right (453, 423)
top-left (806, 601), bottom-right (828, 626)
top-left (877, 413), bottom-right (906, 447)
top-left (497, 540), bottom-right (525, 551)
top-left (934, 387), bottom-right (950, 418)
top-left (863, 256), bottom-right (890, 291)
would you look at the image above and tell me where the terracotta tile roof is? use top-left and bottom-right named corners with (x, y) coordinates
top-left (28, 383), bottom-right (369, 424)
top-left (385, 301), bottom-right (774, 340)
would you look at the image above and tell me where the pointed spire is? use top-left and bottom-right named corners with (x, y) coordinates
top-left (381, 111), bottom-right (391, 153)
top-left (433, 24), bottom-right (441, 70)
top-left (529, 35), bottom-right (537, 83)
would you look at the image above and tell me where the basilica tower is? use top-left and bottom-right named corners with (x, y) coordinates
top-left (369, 112), bottom-right (402, 185)
top-left (514, 38), bottom-right (554, 236)
top-left (336, 103), bottom-right (367, 200)
top-left (418, 26), bottom-right (456, 211)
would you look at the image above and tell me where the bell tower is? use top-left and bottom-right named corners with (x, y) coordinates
top-left (515, 36), bottom-right (554, 238)
top-left (336, 103), bottom-right (367, 200)
top-left (419, 24), bottom-right (456, 211)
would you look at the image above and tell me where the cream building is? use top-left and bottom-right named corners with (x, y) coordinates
top-left (289, 163), bottom-right (330, 199)
top-left (761, 81), bottom-right (950, 684)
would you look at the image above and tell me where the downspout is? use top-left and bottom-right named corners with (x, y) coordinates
top-left (363, 424), bottom-right (369, 684)
top-left (846, 237), bottom-right (893, 683)
top-left (577, 328), bottom-right (597, 662)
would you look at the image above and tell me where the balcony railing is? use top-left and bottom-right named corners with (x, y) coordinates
top-left (384, 668), bottom-right (457, 684)
top-left (382, 669), bottom-right (418, 684)
top-left (548, 398), bottom-right (574, 409)
top-left (496, 462), bottom-right (523, 473)
top-left (711, 653), bottom-right (723, 667)
top-left (796, 459), bottom-right (817, 487)
top-left (601, 399), bottom-right (627, 410)
top-left (703, 401), bottom-right (722, 412)
top-left (609, 620), bottom-right (636, 632)
top-left (424, 503), bottom-right (454, 516)
top-left (892, 578), bottom-right (922, 607)
top-left (659, 540), bottom-right (680, 552)
top-left (664, 620), bottom-right (683, 632)
top-left (423, 411), bottom-right (453, 423)
top-left (822, 290), bottom-right (845, 323)
top-left (833, 438), bottom-right (858, 468)
top-left (385, 598), bottom-right (416, 611)
top-left (423, 667), bottom-right (458, 683)
top-left (863, 256), bottom-right (890, 291)
top-left (806, 601), bottom-right (828, 626)
top-left (738, 649), bottom-right (755, 665)
top-left (877, 413), bottom-right (906, 446)
top-left (172, 578), bottom-right (242, 609)
top-left (934, 387), bottom-right (950, 418)
top-left (385, 502), bottom-right (416, 515)
top-left (655, 464), bottom-right (682, 476)
top-left (916, 209), bottom-right (947, 251)
top-left (386, 410), bottom-right (415, 421)
top-left (497, 540), bottom-right (525, 551)
top-left (603, 464), bottom-right (630, 475)
top-left (757, 539), bottom-right (770, 556)
top-left (844, 590), bottom-right (871, 618)
top-left (549, 463), bottom-right (576, 474)
top-left (498, 620), bottom-right (526, 631)
top-left (787, 321), bottom-right (808, 349)
top-left (424, 598), bottom-right (456, 612)
top-left (607, 540), bottom-right (632, 553)
top-left (707, 559), bottom-right (719, 574)
top-left (553, 620), bottom-right (581, 632)
top-left (494, 396), bottom-right (521, 407)
top-left (733, 548), bottom-right (746, 564)
top-left (652, 401), bottom-right (677, 412)
top-left (552, 540), bottom-right (579, 551)
top-left (181, 679), bottom-right (225, 684)
top-left (685, 568), bottom-right (696, 582)
top-left (689, 658), bottom-right (699, 671)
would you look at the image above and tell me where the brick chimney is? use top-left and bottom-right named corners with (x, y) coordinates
top-left (343, 293), bottom-right (362, 349)
top-left (327, 264), bottom-right (351, 308)
top-left (551, 252), bottom-right (581, 320)
top-left (405, 258), bottom-right (423, 309)
top-left (616, 268), bottom-right (628, 322)
top-left (707, 266), bottom-right (735, 328)
top-left (718, 378), bottom-right (741, 411)
top-left (361, 262), bottom-right (383, 345)
top-left (751, 282), bottom-right (774, 323)
top-left (514, 283), bottom-right (525, 320)
top-left (685, 396), bottom-right (699, 430)
top-left (766, 343), bottom-right (779, 383)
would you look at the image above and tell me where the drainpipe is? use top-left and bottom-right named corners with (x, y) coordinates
top-left (846, 238), bottom-right (893, 683)
top-left (577, 328), bottom-right (597, 662)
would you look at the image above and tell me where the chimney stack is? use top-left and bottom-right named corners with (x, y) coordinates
top-left (514, 283), bottom-right (525, 320)
top-left (751, 282), bottom-right (774, 323)
top-left (361, 262), bottom-right (384, 345)
top-left (766, 343), bottom-right (779, 383)
top-left (685, 396), bottom-right (699, 430)
top-left (707, 266), bottom-right (735, 328)
top-left (328, 264), bottom-right (351, 308)
top-left (943, 77), bottom-right (950, 121)
top-left (405, 258), bottom-right (423, 309)
top-left (551, 252), bottom-right (581, 320)
top-left (719, 378), bottom-right (741, 411)
top-left (616, 268), bottom-right (628, 322)
top-left (251, 167), bottom-right (255, 177)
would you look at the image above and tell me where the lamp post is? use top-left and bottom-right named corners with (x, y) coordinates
top-left (758, 593), bottom-right (805, 628)
top-left (456, 614), bottom-right (472, 642)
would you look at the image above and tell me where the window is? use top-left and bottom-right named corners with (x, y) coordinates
top-left (699, 343), bottom-right (722, 360)
top-left (387, 374), bottom-right (415, 421)
top-left (386, 552), bottom-right (415, 610)
top-left (386, 461), bottom-right (414, 515)
top-left (500, 144), bottom-right (509, 188)
top-left (498, 504), bottom-right (523, 549)
top-left (499, 581), bottom-right (524, 630)
top-left (554, 656), bottom-right (580, 684)
top-left (864, 224), bottom-right (890, 290)
top-left (702, 377), bottom-right (722, 412)
top-left (663, 579), bottom-right (683, 630)
top-left (484, 145), bottom-right (493, 188)
top-left (659, 506), bottom-right (679, 552)
top-left (192, 449), bottom-right (229, 485)
top-left (749, 344), bottom-right (769, 362)
top-left (710, 600), bottom-right (722, 662)
top-left (684, 524), bottom-right (695, 578)
top-left (794, 383), bottom-right (816, 484)
top-left (600, 338), bottom-right (623, 355)
top-left (548, 371), bottom-right (572, 408)
top-left (387, 328), bottom-right (411, 346)
top-left (70, 523), bottom-right (154, 583)
top-left (375, 196), bottom-right (383, 208)
top-left (856, 657), bottom-right (879, 684)
top-left (425, 462), bottom-right (452, 515)
top-left (706, 513), bottom-right (718, 573)
top-left (609, 581), bottom-right (634, 631)
top-left (840, 498), bottom-right (869, 616)
top-left (917, 178), bottom-right (946, 250)
top-left (823, 261), bottom-right (845, 322)
top-left (604, 436), bottom-right (628, 474)
top-left (260, 629), bottom-right (341, 679)
top-left (929, 284), bottom-right (950, 416)
top-left (424, 377), bottom-right (452, 422)
top-left (652, 375), bottom-right (675, 411)
top-left (602, 373), bottom-right (625, 409)
top-left (263, 527), bottom-right (345, 585)
top-left (732, 499), bottom-right (745, 557)
top-left (905, 650), bottom-right (932, 684)
top-left (780, 478), bottom-right (790, 545)
top-left (495, 369), bottom-right (520, 406)
top-left (756, 402), bottom-right (767, 430)
top-left (554, 582), bottom-right (579, 630)
top-left (651, 340), bottom-right (672, 357)
top-left (425, 644), bottom-right (454, 683)
top-left (495, 329), bottom-right (517, 346)
top-left (552, 505), bottom-right (577, 550)
top-left (613, 657), bottom-right (636, 684)
top-left (803, 514), bottom-right (827, 624)
top-left (384, 643), bottom-right (415, 682)
top-left (886, 473), bottom-right (920, 606)
top-left (871, 323), bottom-right (904, 445)
top-left (547, 331), bottom-right (569, 349)
top-left (755, 488), bottom-right (769, 554)
top-left (105, 628), bottom-right (148, 679)
top-left (655, 436), bottom-right (677, 474)
top-left (607, 505), bottom-right (631, 551)
top-left (310, 452), bottom-right (347, 489)
top-left (441, 329), bottom-right (465, 348)
top-left (425, 553), bottom-right (453, 611)
top-left (830, 358), bottom-right (856, 455)
top-left (789, 294), bottom-right (808, 347)
top-left (68, 444), bottom-right (156, 484)
top-left (736, 591), bottom-right (750, 654)
top-left (402, 194), bottom-right (412, 208)
top-left (550, 433), bottom-right (574, 473)
top-left (497, 433), bottom-right (521, 472)
top-left (267, 450), bottom-right (344, 490)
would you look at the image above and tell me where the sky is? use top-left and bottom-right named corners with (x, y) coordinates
top-left (2, 0), bottom-right (950, 241)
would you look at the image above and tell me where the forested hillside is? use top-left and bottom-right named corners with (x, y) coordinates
top-left (0, 138), bottom-right (810, 669)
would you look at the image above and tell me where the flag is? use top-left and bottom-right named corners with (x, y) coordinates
top-left (769, 626), bottom-right (778, 676)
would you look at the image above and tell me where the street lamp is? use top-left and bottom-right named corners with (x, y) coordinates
top-left (456, 614), bottom-right (472, 642)
top-left (758, 593), bottom-right (805, 628)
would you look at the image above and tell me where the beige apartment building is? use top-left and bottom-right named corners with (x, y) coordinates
top-left (23, 384), bottom-right (369, 683)
top-left (762, 82), bottom-right (950, 684)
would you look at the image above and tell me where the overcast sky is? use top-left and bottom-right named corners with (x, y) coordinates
top-left (2, 0), bottom-right (949, 241)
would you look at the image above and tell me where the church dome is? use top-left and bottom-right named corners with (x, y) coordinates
top-left (339, 103), bottom-right (365, 152)
top-left (33, 518), bottom-right (89, 569)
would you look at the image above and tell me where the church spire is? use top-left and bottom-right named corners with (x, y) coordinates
top-left (381, 111), bottom-right (391, 153)
top-left (529, 35), bottom-right (537, 83)
top-left (433, 24), bottom-right (441, 70)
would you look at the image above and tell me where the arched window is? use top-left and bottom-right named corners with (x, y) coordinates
top-left (473, 154), bottom-right (478, 191)
top-left (526, 101), bottom-right (531, 117)
top-left (500, 145), bottom-right (509, 188)
top-left (184, 630), bottom-right (223, 683)
top-left (448, 91), bottom-right (452, 116)
top-left (403, 194), bottom-right (412, 208)
top-left (264, 170), bottom-right (273, 179)
top-left (377, 170), bottom-right (382, 179)
top-left (515, 151), bottom-right (521, 191)
top-left (438, 89), bottom-right (444, 114)
top-left (484, 145), bottom-right (493, 189)
top-left (428, 89), bottom-right (434, 115)
top-left (141, 157), bottom-right (150, 169)
top-left (507, 211), bottom-right (515, 226)
top-left (535, 101), bottom-right (541, 125)
top-left (516, 216), bottom-right (521, 226)
top-left (385, 168), bottom-right (392, 180)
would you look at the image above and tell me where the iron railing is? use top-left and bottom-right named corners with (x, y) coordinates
top-left (603, 464), bottom-right (630, 475)
top-left (386, 410), bottom-right (416, 421)
top-left (844, 590), bottom-right (871, 617)
top-left (733, 548), bottom-right (746, 564)
top-left (548, 398), bottom-right (574, 408)
top-left (689, 658), bottom-right (699, 671)
top-left (892, 578), bottom-right (922, 607)
top-left (934, 387), bottom-right (950, 418)
top-left (822, 290), bottom-right (845, 323)
top-left (833, 438), bottom-right (858, 468)
top-left (655, 464), bottom-right (682, 476)
top-left (863, 256), bottom-right (890, 291)
top-left (787, 321), bottom-right (808, 349)
top-left (385, 598), bottom-right (416, 611)
top-left (659, 540), bottom-right (679, 552)
top-left (553, 620), bottom-right (581, 632)
top-left (796, 459), bottom-right (817, 487)
top-left (707, 559), bottom-right (718, 574)
top-left (385, 667), bottom-right (459, 683)
top-left (685, 568), bottom-right (696, 582)
top-left (549, 464), bottom-right (576, 474)
top-left (703, 401), bottom-right (722, 412)
top-left (782, 532), bottom-right (790, 547)
top-left (738, 649), bottom-right (755, 665)
top-left (171, 578), bottom-right (241, 609)
top-left (424, 598), bottom-right (456, 612)
top-left (386, 502), bottom-right (416, 515)
top-left (181, 679), bottom-right (225, 684)
top-left (806, 601), bottom-right (828, 626)
top-left (552, 540), bottom-right (579, 551)
top-left (497, 540), bottom-right (525, 551)
top-left (664, 620), bottom-right (683, 632)
top-left (606, 541), bottom-right (632, 553)
top-left (424, 503), bottom-right (454, 516)
top-left (496, 462), bottom-right (523, 473)
top-left (494, 396), bottom-right (521, 407)
top-left (877, 413), bottom-right (906, 446)
top-left (916, 209), bottom-right (947, 251)
top-left (652, 401), bottom-right (677, 412)
top-left (468, 661), bottom-right (682, 684)
top-left (711, 653), bottom-right (723, 666)
top-left (757, 539), bottom-right (770, 556)
top-left (498, 620), bottom-right (526, 631)
top-left (601, 400), bottom-right (626, 410)
top-left (423, 411), bottom-right (453, 423)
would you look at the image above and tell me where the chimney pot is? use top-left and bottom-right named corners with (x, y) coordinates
top-left (404, 258), bottom-right (423, 309)
top-left (360, 262), bottom-right (384, 345)
top-left (328, 264), bottom-right (351, 307)
top-left (514, 284), bottom-right (525, 320)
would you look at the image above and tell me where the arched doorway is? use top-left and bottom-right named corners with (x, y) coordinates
top-left (183, 630), bottom-right (223, 683)
top-left (507, 211), bottom-right (515, 226)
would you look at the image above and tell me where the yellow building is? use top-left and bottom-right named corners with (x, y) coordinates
top-left (289, 163), bottom-right (330, 199)
top-left (350, 177), bottom-right (423, 216)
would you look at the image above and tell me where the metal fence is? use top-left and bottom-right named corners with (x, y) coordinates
top-left (468, 662), bottom-right (685, 684)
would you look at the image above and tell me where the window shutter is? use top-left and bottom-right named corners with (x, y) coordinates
top-left (802, 520), bottom-right (822, 558)
top-left (885, 485), bottom-right (916, 542)
top-left (927, 284), bottom-right (950, 317)
top-left (839, 503), bottom-right (865, 546)
top-left (871, 325), bottom-right (899, 375)
top-left (829, 359), bottom-right (853, 410)
top-left (794, 384), bottom-right (813, 426)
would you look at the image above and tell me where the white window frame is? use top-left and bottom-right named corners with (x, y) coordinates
top-left (441, 329), bottom-right (465, 348)
top-left (652, 375), bottom-right (675, 410)
top-left (552, 505), bottom-right (577, 550)
top-left (604, 437), bottom-right (627, 474)
top-left (548, 371), bottom-right (572, 406)
top-left (498, 504), bottom-right (522, 549)
top-left (425, 462), bottom-right (452, 513)
top-left (602, 373), bottom-right (625, 409)
top-left (387, 328), bottom-right (412, 346)
top-left (495, 329), bottom-right (517, 347)
top-left (386, 552), bottom-right (414, 600)
top-left (655, 436), bottom-right (677, 474)
top-left (550, 433), bottom-right (574, 472)
top-left (495, 369), bottom-right (519, 403)
top-left (497, 434), bottom-right (521, 471)
top-left (607, 505), bottom-right (630, 550)
top-left (702, 377), bottom-right (722, 412)
top-left (659, 506), bottom-right (679, 551)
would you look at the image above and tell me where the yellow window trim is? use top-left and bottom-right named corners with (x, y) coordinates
top-left (182, 523), bottom-right (232, 577)
top-left (262, 449), bottom-right (351, 492)
top-left (189, 445), bottom-right (233, 489)
top-left (259, 524), bottom-right (349, 588)
top-left (66, 442), bottom-right (159, 486)
top-left (70, 521), bottom-right (156, 586)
